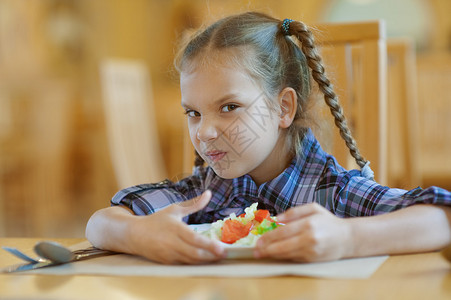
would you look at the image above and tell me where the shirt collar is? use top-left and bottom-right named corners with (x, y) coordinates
top-left (229, 129), bottom-right (320, 201)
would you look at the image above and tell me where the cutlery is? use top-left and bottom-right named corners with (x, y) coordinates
top-left (1, 241), bottom-right (116, 273)
top-left (2, 246), bottom-right (43, 263)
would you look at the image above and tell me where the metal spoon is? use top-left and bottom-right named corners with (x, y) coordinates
top-left (3, 241), bottom-right (115, 265)
top-left (2, 242), bottom-right (74, 264)
top-left (33, 241), bottom-right (74, 263)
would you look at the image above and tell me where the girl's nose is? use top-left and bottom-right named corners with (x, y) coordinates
top-left (196, 119), bottom-right (219, 142)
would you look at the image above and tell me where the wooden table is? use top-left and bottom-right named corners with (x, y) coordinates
top-left (1, 238), bottom-right (450, 300)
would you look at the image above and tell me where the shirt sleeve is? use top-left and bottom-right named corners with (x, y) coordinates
top-left (110, 167), bottom-right (207, 216)
top-left (317, 160), bottom-right (451, 217)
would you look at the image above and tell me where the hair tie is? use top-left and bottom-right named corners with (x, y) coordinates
top-left (281, 18), bottom-right (294, 36)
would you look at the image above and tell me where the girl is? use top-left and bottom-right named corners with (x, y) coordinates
top-left (86, 12), bottom-right (451, 264)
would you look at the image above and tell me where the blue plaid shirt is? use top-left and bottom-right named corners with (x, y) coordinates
top-left (111, 130), bottom-right (451, 223)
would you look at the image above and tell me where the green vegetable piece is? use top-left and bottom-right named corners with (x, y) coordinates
top-left (256, 219), bottom-right (279, 235)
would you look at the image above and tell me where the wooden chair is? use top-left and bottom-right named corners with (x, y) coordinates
top-left (312, 20), bottom-right (388, 184)
top-left (416, 53), bottom-right (451, 190)
top-left (100, 59), bottom-right (167, 189)
top-left (386, 38), bottom-right (421, 189)
top-left (183, 21), bottom-right (388, 184)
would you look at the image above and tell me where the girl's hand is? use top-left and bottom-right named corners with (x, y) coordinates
top-left (254, 203), bottom-right (353, 262)
top-left (127, 190), bottom-right (225, 264)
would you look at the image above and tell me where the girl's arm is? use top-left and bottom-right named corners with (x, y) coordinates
top-left (254, 203), bottom-right (451, 262)
top-left (86, 190), bottom-right (225, 264)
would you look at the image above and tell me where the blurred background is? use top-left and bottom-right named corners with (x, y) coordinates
top-left (1, 0), bottom-right (450, 238)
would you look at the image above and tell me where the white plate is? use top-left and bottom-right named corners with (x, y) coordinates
top-left (222, 244), bottom-right (255, 259)
top-left (190, 224), bottom-right (256, 259)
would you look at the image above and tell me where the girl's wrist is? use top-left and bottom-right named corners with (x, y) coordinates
top-left (343, 218), bottom-right (358, 259)
top-left (344, 215), bottom-right (387, 258)
top-left (124, 214), bottom-right (144, 256)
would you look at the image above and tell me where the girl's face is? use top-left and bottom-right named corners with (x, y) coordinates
top-left (180, 60), bottom-right (292, 184)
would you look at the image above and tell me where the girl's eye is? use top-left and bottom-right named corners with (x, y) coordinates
top-left (221, 104), bottom-right (239, 112)
top-left (184, 110), bottom-right (200, 117)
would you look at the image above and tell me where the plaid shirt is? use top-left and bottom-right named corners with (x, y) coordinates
top-left (111, 130), bottom-right (451, 223)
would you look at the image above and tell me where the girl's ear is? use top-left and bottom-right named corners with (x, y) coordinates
top-left (278, 87), bottom-right (297, 128)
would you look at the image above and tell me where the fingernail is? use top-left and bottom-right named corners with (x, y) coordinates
top-left (203, 251), bottom-right (216, 259)
top-left (213, 246), bottom-right (227, 259)
top-left (217, 249), bottom-right (226, 259)
top-left (214, 243), bottom-right (225, 257)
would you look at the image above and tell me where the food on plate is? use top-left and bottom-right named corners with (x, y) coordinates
top-left (199, 203), bottom-right (282, 246)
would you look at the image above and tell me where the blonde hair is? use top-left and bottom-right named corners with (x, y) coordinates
top-left (175, 11), bottom-right (367, 168)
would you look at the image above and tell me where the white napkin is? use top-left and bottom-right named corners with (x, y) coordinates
top-left (26, 241), bottom-right (388, 279)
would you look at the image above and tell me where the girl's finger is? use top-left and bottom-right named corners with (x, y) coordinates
top-left (144, 246), bottom-right (182, 265)
top-left (276, 203), bottom-right (324, 223)
top-left (147, 234), bottom-right (219, 264)
top-left (177, 224), bottom-right (225, 257)
top-left (174, 242), bottom-right (222, 264)
top-left (255, 233), bottom-right (310, 261)
top-left (165, 231), bottom-right (222, 264)
top-left (172, 190), bottom-right (212, 217)
top-left (257, 218), bottom-right (308, 246)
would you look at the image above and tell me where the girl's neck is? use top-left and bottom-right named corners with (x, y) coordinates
top-left (248, 133), bottom-right (294, 186)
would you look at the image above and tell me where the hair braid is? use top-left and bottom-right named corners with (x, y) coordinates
top-left (288, 21), bottom-right (367, 168)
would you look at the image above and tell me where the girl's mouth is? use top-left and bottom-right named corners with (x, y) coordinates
top-left (205, 151), bottom-right (227, 162)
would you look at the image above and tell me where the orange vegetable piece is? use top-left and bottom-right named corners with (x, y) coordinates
top-left (254, 209), bottom-right (271, 223)
top-left (221, 219), bottom-right (253, 244)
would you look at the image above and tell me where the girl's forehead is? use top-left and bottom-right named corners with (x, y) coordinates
top-left (180, 62), bottom-right (267, 108)
top-left (180, 47), bottom-right (272, 106)
top-left (181, 56), bottom-right (255, 89)
top-left (181, 51), bottom-right (265, 89)
top-left (181, 46), bottom-right (254, 75)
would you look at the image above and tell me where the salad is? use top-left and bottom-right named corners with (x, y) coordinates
top-left (200, 203), bottom-right (282, 246)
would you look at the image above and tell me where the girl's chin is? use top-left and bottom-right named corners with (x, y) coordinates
top-left (210, 167), bottom-right (247, 179)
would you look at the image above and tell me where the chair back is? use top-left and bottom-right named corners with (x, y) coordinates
top-left (416, 53), bottom-right (451, 188)
top-left (386, 38), bottom-right (421, 188)
top-left (100, 59), bottom-right (167, 189)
